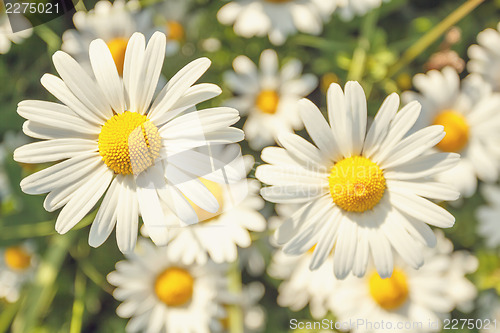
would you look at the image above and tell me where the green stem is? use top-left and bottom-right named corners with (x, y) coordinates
top-left (347, 9), bottom-right (379, 81)
top-left (227, 261), bottom-right (243, 333)
top-left (70, 269), bottom-right (87, 333)
top-left (387, 0), bottom-right (485, 77)
top-left (11, 232), bottom-right (78, 333)
top-left (0, 301), bottom-right (21, 333)
top-left (0, 212), bottom-right (95, 240)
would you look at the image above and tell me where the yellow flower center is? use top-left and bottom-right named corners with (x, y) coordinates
top-left (328, 156), bottom-right (386, 213)
top-left (4, 246), bottom-right (31, 271)
top-left (98, 111), bottom-right (161, 175)
top-left (106, 37), bottom-right (128, 76)
top-left (320, 72), bottom-right (339, 94)
top-left (166, 21), bottom-right (184, 41)
top-left (187, 178), bottom-right (225, 222)
top-left (154, 267), bottom-right (194, 307)
top-left (369, 269), bottom-right (409, 310)
top-left (256, 90), bottom-right (280, 114)
top-left (432, 110), bottom-right (469, 152)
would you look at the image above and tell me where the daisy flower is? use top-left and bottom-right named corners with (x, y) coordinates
top-left (256, 81), bottom-right (460, 279)
top-left (476, 184), bottom-right (500, 248)
top-left (148, 0), bottom-right (191, 56)
top-left (224, 49), bottom-right (317, 149)
top-left (0, 242), bottom-right (37, 302)
top-left (61, 0), bottom-right (151, 75)
top-left (107, 239), bottom-right (228, 333)
top-left (402, 67), bottom-right (500, 197)
top-left (337, 0), bottom-right (390, 21)
top-left (328, 232), bottom-right (477, 333)
top-left (268, 248), bottom-right (338, 319)
top-left (148, 149), bottom-right (266, 265)
top-left (217, 0), bottom-right (337, 45)
top-left (13, 31), bottom-right (243, 253)
top-left (468, 22), bottom-right (500, 91)
top-left (0, 13), bottom-right (32, 54)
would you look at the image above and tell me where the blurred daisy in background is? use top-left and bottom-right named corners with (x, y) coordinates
top-left (328, 231), bottom-right (477, 333)
top-left (476, 184), bottom-right (500, 248)
top-left (0, 13), bottom-right (32, 54)
top-left (336, 0), bottom-right (390, 21)
top-left (148, 0), bottom-right (190, 56)
top-left (403, 68), bottom-right (500, 198)
top-left (268, 248), bottom-right (337, 319)
top-left (224, 49), bottom-right (317, 149)
top-left (61, 0), bottom-right (152, 75)
top-left (257, 81), bottom-right (460, 279)
top-left (219, 281), bottom-right (266, 333)
top-left (217, 0), bottom-right (337, 45)
top-left (468, 22), bottom-right (500, 91)
top-left (13, 32), bottom-right (243, 253)
top-left (107, 239), bottom-right (229, 333)
top-left (149, 148), bottom-right (266, 265)
top-left (0, 242), bottom-right (37, 302)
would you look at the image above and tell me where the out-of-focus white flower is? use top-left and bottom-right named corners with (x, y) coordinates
top-left (108, 239), bottom-right (229, 333)
top-left (224, 49), bottom-right (317, 149)
top-left (147, 0), bottom-right (191, 55)
top-left (143, 150), bottom-right (265, 265)
top-left (336, 0), bottom-right (390, 21)
top-left (219, 281), bottom-right (266, 333)
top-left (403, 67), bottom-right (500, 198)
top-left (61, 0), bottom-right (152, 74)
top-left (476, 184), bottom-right (500, 248)
top-left (257, 81), bottom-right (459, 279)
top-left (0, 14), bottom-right (32, 54)
top-left (268, 249), bottom-right (338, 319)
top-left (0, 242), bottom-right (37, 302)
top-left (217, 0), bottom-right (337, 45)
top-left (468, 22), bottom-right (500, 91)
top-left (14, 32), bottom-right (243, 253)
top-left (328, 231), bottom-right (477, 333)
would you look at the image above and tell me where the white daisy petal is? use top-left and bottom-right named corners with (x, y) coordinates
top-left (134, 31), bottom-right (166, 114)
top-left (116, 175), bottom-right (139, 253)
top-left (20, 153), bottom-right (102, 195)
top-left (298, 98), bottom-right (340, 161)
top-left (89, 176), bottom-right (120, 248)
top-left (89, 39), bottom-right (126, 113)
top-left (368, 229), bottom-right (393, 278)
top-left (333, 217), bottom-right (358, 279)
top-left (149, 58), bottom-right (211, 122)
top-left (363, 93), bottom-right (399, 158)
top-left (40, 74), bottom-right (104, 125)
top-left (55, 165), bottom-right (113, 234)
top-left (123, 32), bottom-right (146, 113)
top-left (380, 125), bottom-right (445, 169)
top-left (345, 81), bottom-right (367, 156)
top-left (17, 100), bottom-right (100, 135)
top-left (390, 191), bottom-right (455, 228)
top-left (14, 139), bottom-right (97, 164)
top-left (384, 152), bottom-right (460, 180)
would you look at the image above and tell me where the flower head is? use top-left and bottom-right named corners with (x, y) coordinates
top-left (257, 81), bottom-right (459, 279)
top-left (14, 32), bottom-right (243, 253)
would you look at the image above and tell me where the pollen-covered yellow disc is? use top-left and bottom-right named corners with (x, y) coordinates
top-left (98, 111), bottom-right (161, 175)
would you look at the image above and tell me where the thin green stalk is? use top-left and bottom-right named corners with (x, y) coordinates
top-left (0, 212), bottom-right (95, 240)
top-left (387, 0), bottom-right (485, 77)
top-left (70, 269), bottom-right (87, 333)
top-left (34, 25), bottom-right (61, 54)
top-left (347, 9), bottom-right (379, 81)
top-left (0, 301), bottom-right (21, 333)
top-left (227, 261), bottom-right (243, 333)
top-left (12, 232), bottom-right (78, 333)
